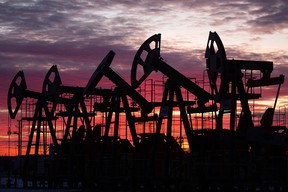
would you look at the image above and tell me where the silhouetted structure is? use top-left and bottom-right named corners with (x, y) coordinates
top-left (7, 32), bottom-right (287, 191)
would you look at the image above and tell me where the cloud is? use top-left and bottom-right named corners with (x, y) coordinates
top-left (169, 0), bottom-right (288, 34)
top-left (245, 0), bottom-right (288, 33)
top-left (1, 0), bottom-right (287, 88)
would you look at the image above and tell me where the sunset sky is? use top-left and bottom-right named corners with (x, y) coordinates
top-left (1, 0), bottom-right (288, 155)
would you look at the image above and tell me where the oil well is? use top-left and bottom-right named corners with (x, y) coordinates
top-left (6, 32), bottom-right (288, 191)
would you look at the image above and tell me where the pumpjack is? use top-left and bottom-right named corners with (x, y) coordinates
top-left (131, 34), bottom-right (215, 150)
top-left (6, 31), bottom-right (287, 191)
top-left (7, 70), bottom-right (59, 187)
top-left (205, 31), bottom-right (285, 132)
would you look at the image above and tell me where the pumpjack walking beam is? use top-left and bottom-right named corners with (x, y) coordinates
top-left (83, 50), bottom-right (155, 146)
top-left (131, 34), bottom-right (211, 107)
top-left (131, 34), bottom-right (213, 151)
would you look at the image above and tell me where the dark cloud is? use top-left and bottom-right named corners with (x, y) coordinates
top-left (245, 0), bottom-right (288, 33)
top-left (172, 0), bottom-right (288, 33)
